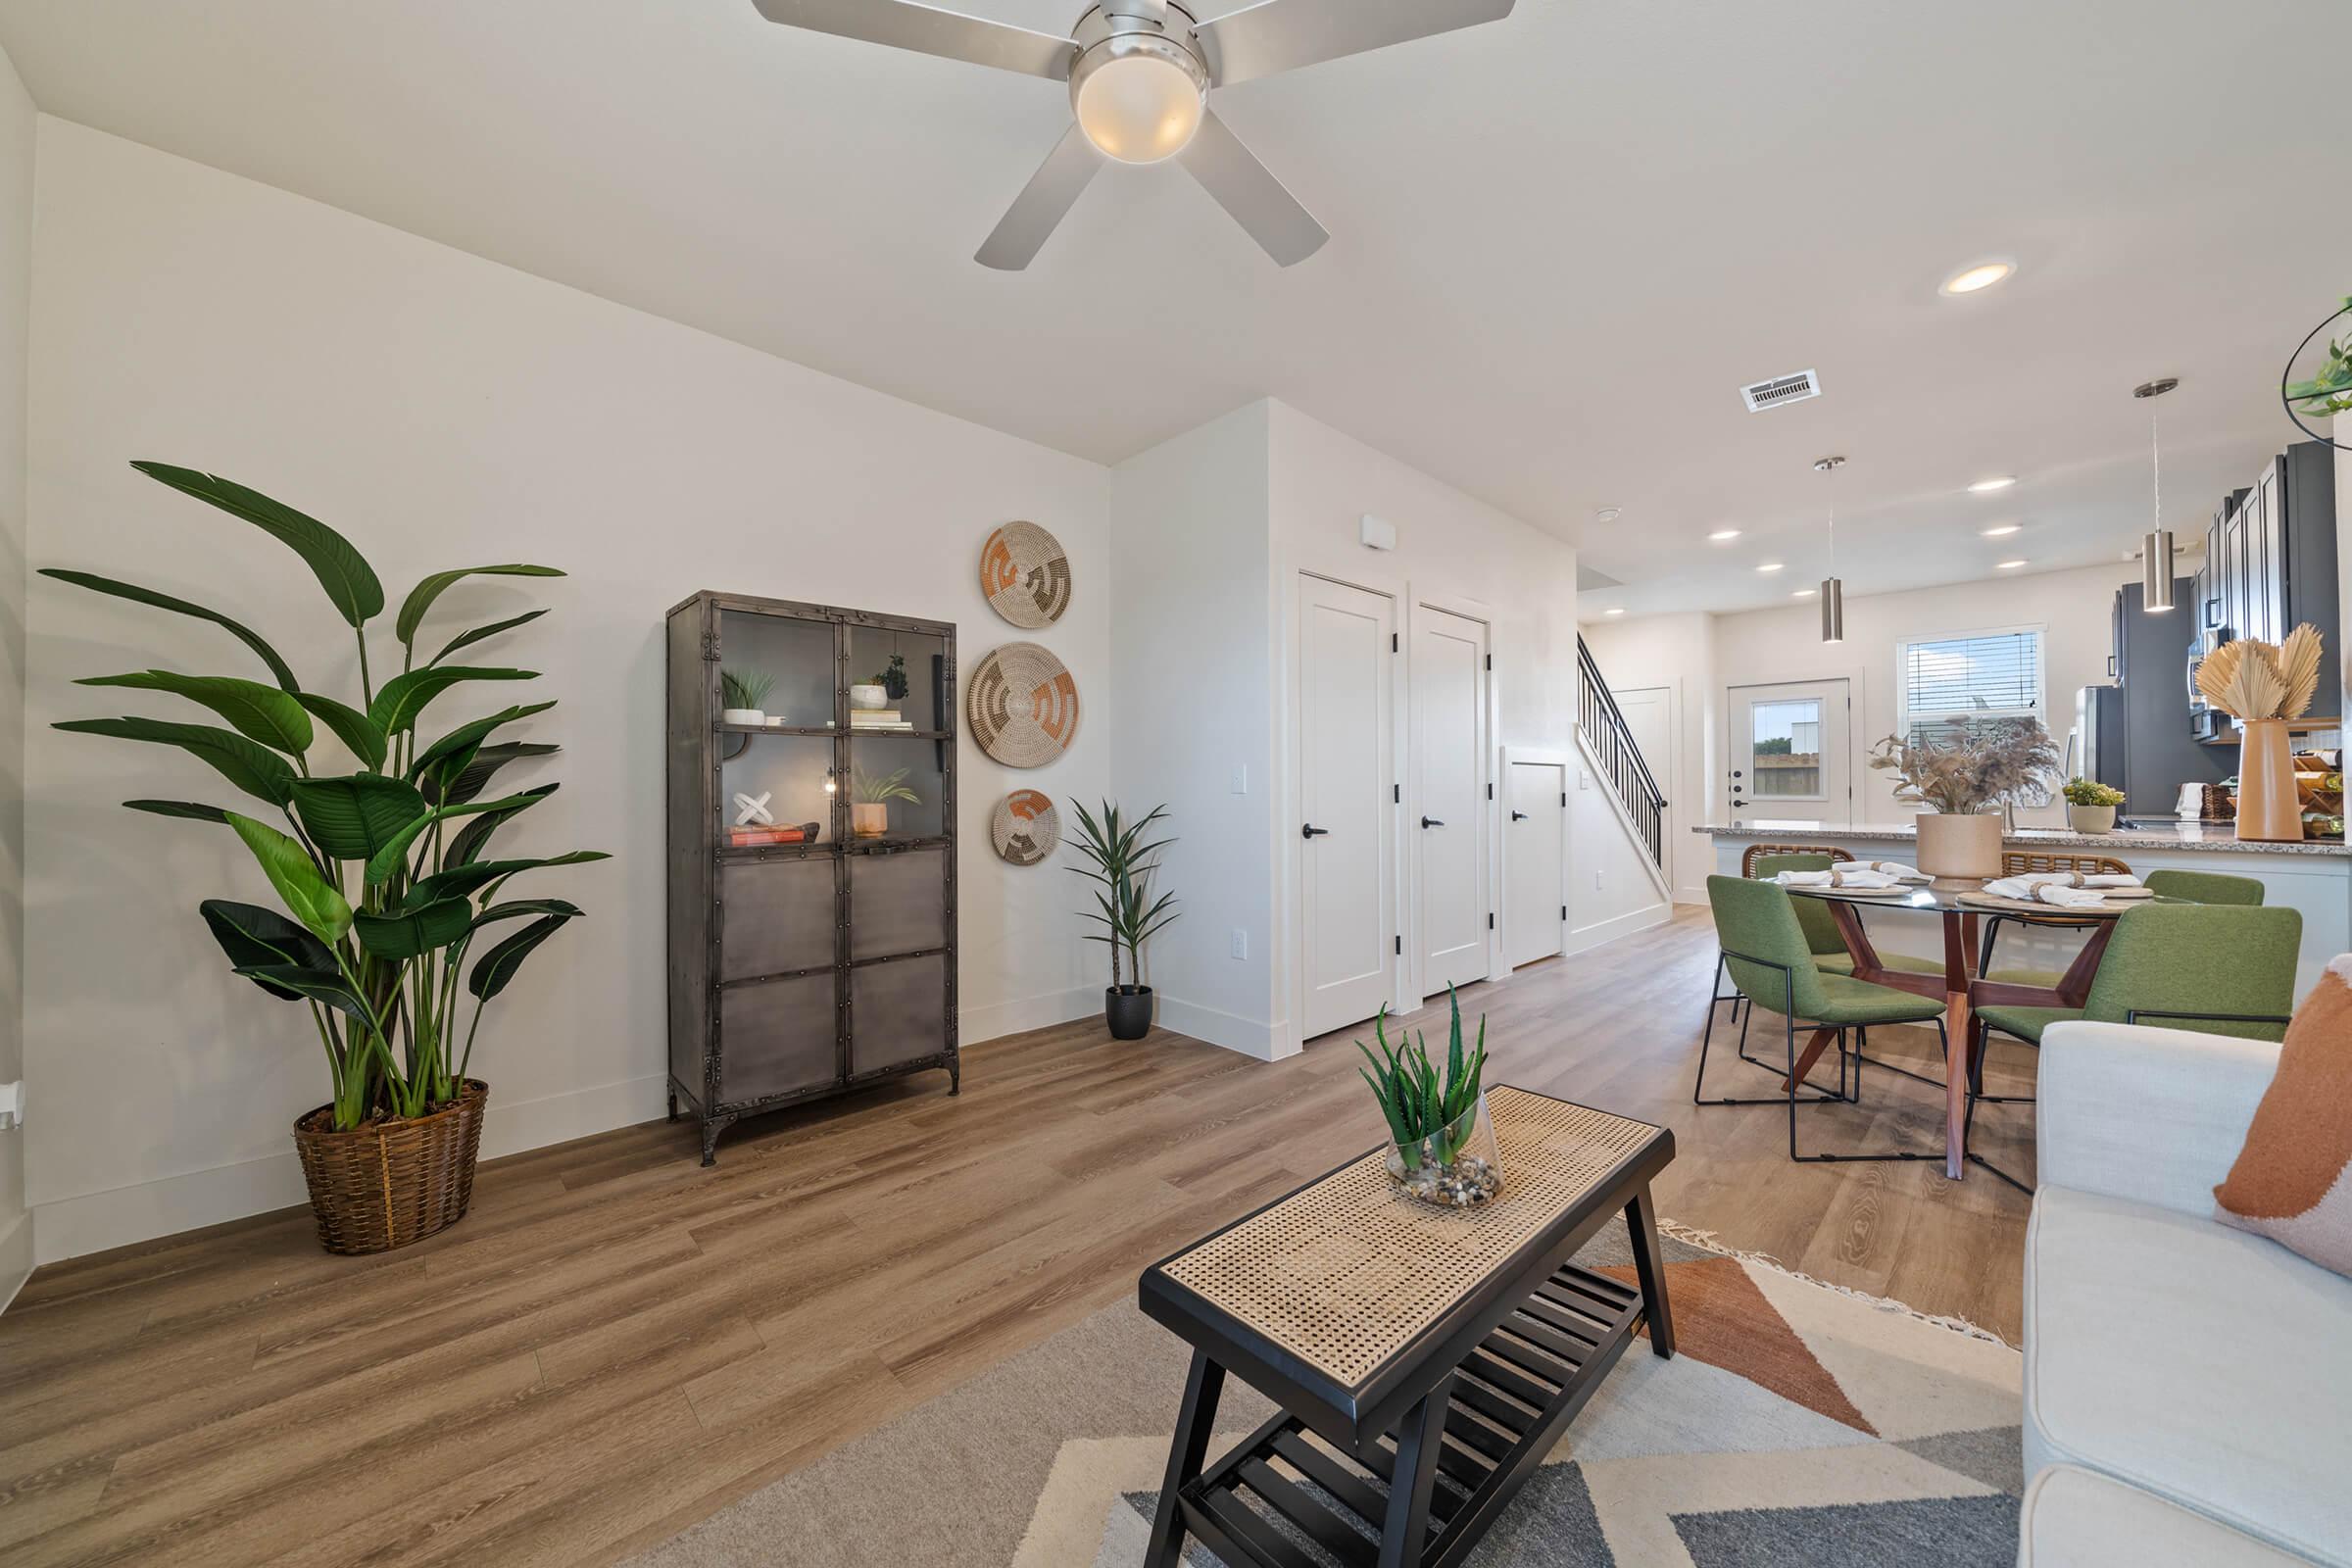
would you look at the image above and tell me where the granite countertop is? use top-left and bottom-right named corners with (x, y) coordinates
top-left (1691, 818), bottom-right (2352, 858)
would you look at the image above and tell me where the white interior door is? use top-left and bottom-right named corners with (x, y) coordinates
top-left (1610, 683), bottom-right (1674, 862)
top-left (1725, 679), bottom-right (1851, 826)
top-left (1504, 760), bottom-right (1566, 968)
top-left (1413, 607), bottom-right (1490, 996)
top-left (1298, 575), bottom-right (1396, 1038)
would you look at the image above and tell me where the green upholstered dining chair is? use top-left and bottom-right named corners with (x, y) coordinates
top-left (1698, 875), bottom-right (1950, 1164)
top-left (2142, 867), bottom-right (2265, 906)
top-left (1965, 903), bottom-right (2301, 1189)
top-left (1728, 853), bottom-right (1946, 1092)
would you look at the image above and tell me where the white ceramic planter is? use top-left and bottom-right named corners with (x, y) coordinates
top-left (849, 684), bottom-right (888, 711)
top-left (2067, 804), bottom-right (2118, 834)
top-left (720, 708), bottom-right (764, 726)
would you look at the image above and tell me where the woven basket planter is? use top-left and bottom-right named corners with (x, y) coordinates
top-left (292, 1080), bottom-right (488, 1255)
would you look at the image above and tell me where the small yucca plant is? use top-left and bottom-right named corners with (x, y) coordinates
top-left (1356, 986), bottom-right (1488, 1169)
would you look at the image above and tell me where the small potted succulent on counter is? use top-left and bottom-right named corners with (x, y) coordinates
top-left (2063, 777), bottom-right (2126, 835)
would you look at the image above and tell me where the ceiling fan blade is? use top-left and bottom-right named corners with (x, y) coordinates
top-left (1193, 0), bottom-right (1515, 87)
top-left (750, 0), bottom-right (1077, 80)
top-left (1176, 109), bottom-right (1328, 267)
top-left (975, 125), bottom-right (1103, 270)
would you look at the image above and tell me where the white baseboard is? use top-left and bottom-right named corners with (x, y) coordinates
top-left (1153, 995), bottom-right (1284, 1060)
top-left (958, 986), bottom-right (1100, 1044)
top-left (0, 1207), bottom-right (32, 1315)
top-left (32, 1070), bottom-right (668, 1267)
top-left (1566, 901), bottom-right (1673, 957)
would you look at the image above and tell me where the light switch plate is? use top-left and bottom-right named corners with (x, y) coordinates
top-left (1230, 928), bottom-right (1249, 960)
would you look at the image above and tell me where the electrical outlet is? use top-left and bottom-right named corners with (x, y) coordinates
top-left (1230, 928), bottom-right (1249, 960)
top-left (1593, 869), bottom-right (1604, 890)
top-left (0, 1080), bottom-right (22, 1132)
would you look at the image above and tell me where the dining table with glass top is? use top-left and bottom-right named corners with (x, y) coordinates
top-left (1780, 878), bottom-right (2156, 1180)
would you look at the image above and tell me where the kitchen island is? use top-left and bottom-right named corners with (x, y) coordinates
top-left (1695, 818), bottom-right (2348, 998)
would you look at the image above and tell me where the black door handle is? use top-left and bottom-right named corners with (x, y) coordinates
top-left (1421, 816), bottom-right (1445, 828)
top-left (1510, 810), bottom-right (1529, 821)
top-left (1301, 823), bottom-right (1330, 839)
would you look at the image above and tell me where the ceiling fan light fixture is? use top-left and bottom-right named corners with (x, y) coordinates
top-left (1070, 32), bottom-right (1207, 164)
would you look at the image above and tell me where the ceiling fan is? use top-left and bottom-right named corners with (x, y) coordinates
top-left (751, 0), bottom-right (1517, 269)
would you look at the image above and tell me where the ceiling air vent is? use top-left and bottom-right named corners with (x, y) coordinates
top-left (1740, 368), bottom-right (1823, 413)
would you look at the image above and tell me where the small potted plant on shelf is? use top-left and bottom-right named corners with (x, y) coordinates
top-left (2196, 625), bottom-right (2327, 843)
top-left (721, 667), bottom-right (774, 727)
top-left (1870, 717), bottom-right (2059, 877)
top-left (880, 653), bottom-right (909, 702)
top-left (2062, 777), bottom-right (2126, 834)
top-left (47, 461), bottom-right (605, 1255)
top-left (851, 767), bottom-right (921, 838)
top-left (1356, 987), bottom-right (1501, 1209)
top-left (1069, 800), bottom-right (1179, 1040)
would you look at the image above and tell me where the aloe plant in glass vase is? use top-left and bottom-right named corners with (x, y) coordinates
top-left (47, 462), bottom-right (607, 1253)
top-left (1355, 986), bottom-right (1502, 1208)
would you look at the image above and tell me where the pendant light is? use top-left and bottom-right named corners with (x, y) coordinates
top-left (2134, 377), bottom-right (2180, 612)
top-left (1814, 455), bottom-right (1846, 643)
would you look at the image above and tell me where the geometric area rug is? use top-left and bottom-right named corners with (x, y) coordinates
top-left (625, 1221), bottom-right (2024, 1568)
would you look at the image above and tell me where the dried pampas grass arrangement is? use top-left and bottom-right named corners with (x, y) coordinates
top-left (2198, 624), bottom-right (2327, 720)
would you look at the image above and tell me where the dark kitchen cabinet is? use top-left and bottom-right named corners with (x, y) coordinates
top-left (2111, 577), bottom-right (2232, 811)
top-left (2191, 442), bottom-right (2340, 733)
top-left (664, 592), bottom-right (959, 1166)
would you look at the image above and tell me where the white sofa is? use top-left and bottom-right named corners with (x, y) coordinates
top-left (2020, 1020), bottom-right (2352, 1567)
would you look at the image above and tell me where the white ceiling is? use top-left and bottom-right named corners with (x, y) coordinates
top-left (5, 0), bottom-right (2349, 615)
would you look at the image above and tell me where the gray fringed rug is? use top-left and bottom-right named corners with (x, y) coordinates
top-left (629, 1222), bottom-right (2023, 1567)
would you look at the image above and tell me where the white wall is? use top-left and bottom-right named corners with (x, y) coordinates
top-left (1578, 612), bottom-right (1718, 903)
top-left (1107, 403), bottom-right (1275, 1055)
top-left (0, 41), bottom-right (34, 1305)
top-left (1266, 401), bottom-right (1587, 1049)
top-left (1709, 561), bottom-right (2137, 828)
top-left (23, 121), bottom-right (1113, 1263)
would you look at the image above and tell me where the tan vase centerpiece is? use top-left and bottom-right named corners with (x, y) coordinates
top-left (1871, 717), bottom-right (2061, 880)
top-left (1914, 811), bottom-right (2004, 878)
top-left (2195, 625), bottom-right (2326, 844)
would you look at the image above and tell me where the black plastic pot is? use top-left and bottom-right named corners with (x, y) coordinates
top-left (1105, 985), bottom-right (1153, 1041)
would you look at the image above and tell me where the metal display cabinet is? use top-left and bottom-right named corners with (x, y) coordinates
top-left (665, 592), bottom-right (957, 1164)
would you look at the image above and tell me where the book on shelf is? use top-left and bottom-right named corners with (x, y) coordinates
top-left (728, 824), bottom-right (812, 847)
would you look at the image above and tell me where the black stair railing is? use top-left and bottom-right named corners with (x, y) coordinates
top-left (1575, 636), bottom-right (1669, 872)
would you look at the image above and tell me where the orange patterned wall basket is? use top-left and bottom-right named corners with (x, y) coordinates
top-left (966, 641), bottom-right (1080, 767)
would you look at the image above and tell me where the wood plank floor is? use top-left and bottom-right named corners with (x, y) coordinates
top-left (0, 906), bottom-right (2034, 1566)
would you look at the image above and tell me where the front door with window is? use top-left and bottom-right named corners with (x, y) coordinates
top-left (1726, 679), bottom-right (1851, 825)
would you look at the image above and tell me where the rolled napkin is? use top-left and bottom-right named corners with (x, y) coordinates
top-left (1866, 860), bottom-right (1930, 881)
top-left (2079, 872), bottom-right (2140, 888)
top-left (1775, 867), bottom-right (1897, 889)
top-left (2033, 883), bottom-right (2111, 908)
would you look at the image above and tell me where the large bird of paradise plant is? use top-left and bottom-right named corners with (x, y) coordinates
top-left (48, 462), bottom-right (606, 1131)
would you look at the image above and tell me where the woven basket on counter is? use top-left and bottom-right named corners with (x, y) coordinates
top-left (292, 1080), bottom-right (488, 1254)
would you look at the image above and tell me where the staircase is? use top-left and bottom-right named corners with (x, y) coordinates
top-left (1575, 636), bottom-right (1669, 873)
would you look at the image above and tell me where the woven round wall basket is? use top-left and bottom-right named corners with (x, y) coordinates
top-left (991, 789), bottom-right (1061, 865)
top-left (966, 641), bottom-right (1080, 767)
top-left (291, 1080), bottom-right (488, 1255)
top-left (979, 520), bottom-right (1071, 629)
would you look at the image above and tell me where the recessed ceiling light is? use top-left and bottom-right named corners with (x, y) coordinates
top-left (1940, 261), bottom-right (2016, 296)
top-left (1708, 527), bottom-right (1741, 541)
top-left (1996, 559), bottom-right (2029, 569)
top-left (1595, 507), bottom-right (1623, 523)
top-left (1981, 523), bottom-right (2022, 537)
top-left (1756, 562), bottom-right (1786, 573)
top-left (1792, 588), bottom-right (1817, 599)
top-left (1968, 476), bottom-right (2017, 494)
top-left (1603, 607), bottom-right (1625, 615)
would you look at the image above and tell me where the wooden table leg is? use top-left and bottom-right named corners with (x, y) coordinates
top-left (1378, 1374), bottom-right (1453, 1568)
top-left (1625, 1187), bottom-right (1676, 1359)
top-left (1145, 1348), bottom-right (1225, 1568)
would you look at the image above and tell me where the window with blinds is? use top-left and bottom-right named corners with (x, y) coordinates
top-left (1896, 628), bottom-right (2043, 746)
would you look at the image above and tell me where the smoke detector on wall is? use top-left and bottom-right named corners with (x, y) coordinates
top-left (1740, 368), bottom-right (1823, 413)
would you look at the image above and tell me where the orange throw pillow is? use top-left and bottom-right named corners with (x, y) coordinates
top-left (2214, 956), bottom-right (2352, 1276)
